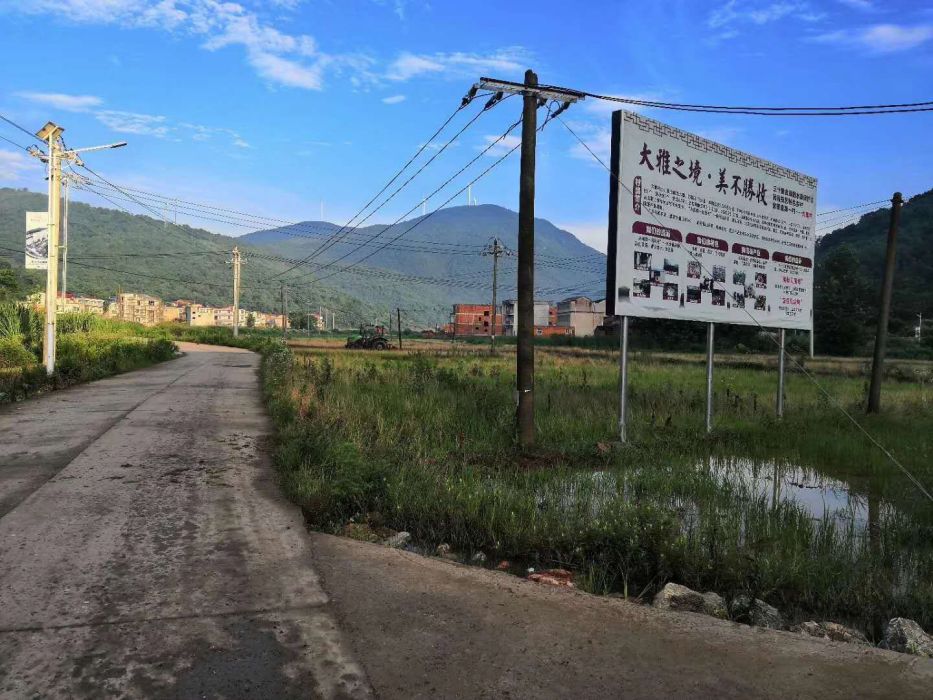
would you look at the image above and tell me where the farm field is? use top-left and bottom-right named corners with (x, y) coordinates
top-left (266, 339), bottom-right (933, 640)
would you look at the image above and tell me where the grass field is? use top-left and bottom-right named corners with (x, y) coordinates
top-left (264, 339), bottom-right (933, 639)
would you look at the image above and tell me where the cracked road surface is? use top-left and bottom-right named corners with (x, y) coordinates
top-left (0, 343), bottom-right (370, 698)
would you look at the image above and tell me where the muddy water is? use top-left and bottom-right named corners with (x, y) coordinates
top-left (703, 457), bottom-right (889, 531)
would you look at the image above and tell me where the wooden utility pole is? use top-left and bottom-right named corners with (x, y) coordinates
top-left (483, 238), bottom-right (511, 351)
top-left (867, 192), bottom-right (904, 413)
top-left (516, 69), bottom-right (538, 448)
top-left (396, 308), bottom-right (403, 349)
top-left (476, 71), bottom-right (583, 449)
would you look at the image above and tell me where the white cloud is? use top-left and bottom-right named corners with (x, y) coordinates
top-left (8, 3), bottom-right (529, 94)
top-left (813, 23), bottom-right (933, 52)
top-left (15, 92), bottom-right (103, 112)
top-left (480, 134), bottom-right (521, 157)
top-left (95, 110), bottom-right (171, 138)
top-left (0, 149), bottom-right (37, 182)
top-left (708, 1), bottom-right (823, 32)
top-left (556, 221), bottom-right (608, 254)
top-left (564, 121), bottom-right (611, 165)
top-left (381, 94), bottom-right (406, 104)
top-left (386, 48), bottom-right (530, 81)
top-left (836, 0), bottom-right (874, 10)
top-left (247, 51), bottom-right (324, 89)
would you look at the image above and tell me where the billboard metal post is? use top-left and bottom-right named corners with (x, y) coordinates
top-left (777, 328), bottom-right (786, 418)
top-left (705, 323), bottom-right (715, 433)
top-left (618, 316), bottom-right (629, 443)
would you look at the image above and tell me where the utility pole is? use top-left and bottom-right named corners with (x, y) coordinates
top-left (482, 238), bottom-right (512, 351)
top-left (228, 246), bottom-right (243, 337)
top-left (29, 122), bottom-right (126, 375)
top-left (397, 308), bottom-right (403, 350)
top-left (281, 283), bottom-right (288, 339)
top-left (917, 313), bottom-right (923, 341)
top-left (867, 192), bottom-right (903, 414)
top-left (475, 71), bottom-right (582, 449)
top-left (61, 173), bottom-right (70, 301)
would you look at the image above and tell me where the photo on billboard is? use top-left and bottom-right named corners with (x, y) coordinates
top-left (25, 212), bottom-right (49, 270)
top-left (605, 110), bottom-right (816, 331)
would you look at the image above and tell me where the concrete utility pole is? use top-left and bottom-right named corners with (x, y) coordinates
top-left (397, 308), bottom-right (403, 349)
top-left (917, 313), bottom-right (923, 341)
top-left (482, 238), bottom-right (512, 351)
top-left (228, 246), bottom-right (243, 338)
top-left (476, 71), bottom-right (583, 449)
top-left (29, 122), bottom-right (126, 375)
top-left (61, 174), bottom-right (70, 301)
top-left (867, 192), bottom-right (904, 414)
top-left (281, 283), bottom-right (288, 339)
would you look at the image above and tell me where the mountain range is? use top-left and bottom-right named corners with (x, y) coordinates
top-left (0, 189), bottom-right (605, 327)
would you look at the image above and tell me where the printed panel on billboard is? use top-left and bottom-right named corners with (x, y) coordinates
top-left (25, 211), bottom-right (49, 270)
top-left (607, 111), bottom-right (816, 330)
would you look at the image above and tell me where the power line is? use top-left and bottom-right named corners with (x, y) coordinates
top-left (270, 92), bottom-right (501, 281)
top-left (286, 113), bottom-right (527, 287)
top-left (0, 113), bottom-right (44, 143)
top-left (574, 90), bottom-right (933, 116)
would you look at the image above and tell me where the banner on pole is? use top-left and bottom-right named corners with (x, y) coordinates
top-left (25, 212), bottom-right (49, 270)
top-left (606, 111), bottom-right (816, 330)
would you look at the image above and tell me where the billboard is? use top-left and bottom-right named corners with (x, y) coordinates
top-left (606, 111), bottom-right (816, 330)
top-left (25, 212), bottom-right (49, 270)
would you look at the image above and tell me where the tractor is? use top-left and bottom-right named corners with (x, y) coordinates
top-left (345, 324), bottom-right (391, 350)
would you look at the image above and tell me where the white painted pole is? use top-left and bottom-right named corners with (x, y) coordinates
top-left (705, 322), bottom-right (715, 433)
top-left (618, 316), bottom-right (629, 443)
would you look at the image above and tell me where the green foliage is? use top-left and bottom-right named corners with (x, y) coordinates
top-left (817, 189), bottom-right (933, 355)
top-left (264, 344), bottom-right (933, 636)
top-left (0, 309), bottom-right (178, 402)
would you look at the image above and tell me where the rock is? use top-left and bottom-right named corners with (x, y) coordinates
top-left (701, 591), bottom-right (728, 619)
top-left (653, 583), bottom-right (706, 613)
top-left (527, 568), bottom-right (575, 588)
top-left (882, 618), bottom-right (933, 657)
top-left (435, 543), bottom-right (457, 560)
top-left (793, 621), bottom-right (869, 645)
top-left (382, 531), bottom-right (411, 549)
top-left (495, 560), bottom-right (510, 571)
top-left (471, 551), bottom-right (487, 564)
top-left (731, 595), bottom-right (784, 629)
top-left (341, 522), bottom-right (379, 543)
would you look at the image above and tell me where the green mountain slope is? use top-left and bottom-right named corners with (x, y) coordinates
top-left (0, 188), bottom-right (437, 326)
top-left (0, 189), bottom-right (606, 327)
top-left (815, 188), bottom-right (933, 353)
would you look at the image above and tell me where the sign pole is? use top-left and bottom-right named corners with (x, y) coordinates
top-left (705, 322), bottom-right (715, 433)
top-left (776, 328), bottom-right (786, 418)
top-left (618, 316), bottom-right (629, 443)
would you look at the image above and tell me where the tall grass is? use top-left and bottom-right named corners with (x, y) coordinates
top-left (264, 344), bottom-right (933, 637)
top-left (0, 306), bottom-right (178, 402)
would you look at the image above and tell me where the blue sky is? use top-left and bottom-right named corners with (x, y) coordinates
top-left (0, 0), bottom-right (931, 252)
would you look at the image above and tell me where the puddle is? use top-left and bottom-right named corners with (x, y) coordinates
top-left (702, 457), bottom-right (888, 531)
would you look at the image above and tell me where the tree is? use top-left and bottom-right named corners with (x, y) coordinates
top-left (0, 259), bottom-right (38, 303)
top-left (814, 245), bottom-right (872, 355)
top-left (246, 312), bottom-right (255, 328)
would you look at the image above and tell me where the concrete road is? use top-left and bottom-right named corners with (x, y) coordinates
top-left (0, 344), bottom-right (370, 698)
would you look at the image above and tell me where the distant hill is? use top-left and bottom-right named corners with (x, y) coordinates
top-left (815, 188), bottom-right (933, 352)
top-left (0, 190), bottom-right (605, 327)
top-left (239, 204), bottom-right (607, 307)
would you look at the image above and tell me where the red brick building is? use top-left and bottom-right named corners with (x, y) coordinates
top-left (449, 303), bottom-right (504, 337)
